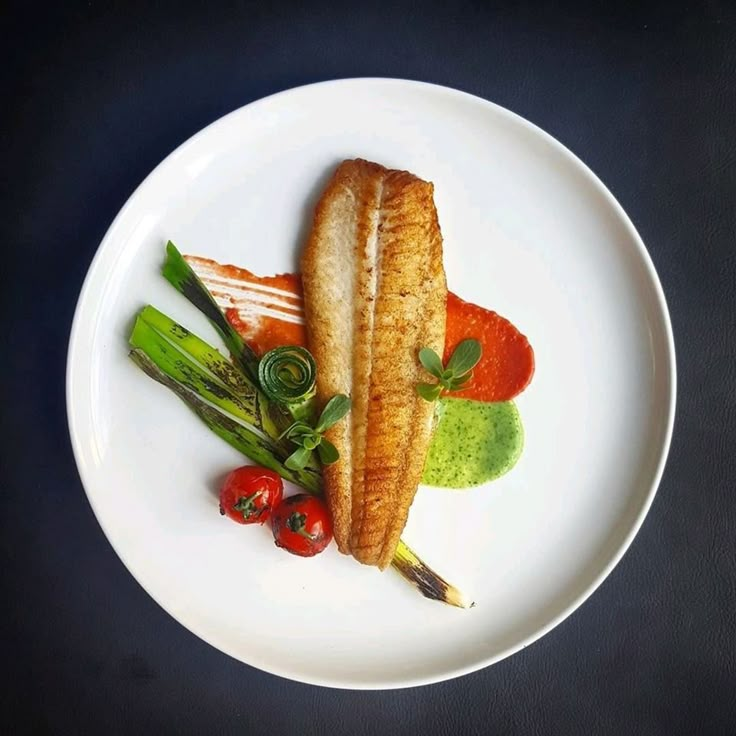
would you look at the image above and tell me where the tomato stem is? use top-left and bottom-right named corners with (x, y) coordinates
top-left (232, 491), bottom-right (263, 520)
top-left (285, 511), bottom-right (315, 540)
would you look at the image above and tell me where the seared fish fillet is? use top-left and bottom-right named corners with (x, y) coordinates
top-left (301, 159), bottom-right (447, 568)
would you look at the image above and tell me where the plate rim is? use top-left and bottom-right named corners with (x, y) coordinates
top-left (66, 77), bottom-right (677, 689)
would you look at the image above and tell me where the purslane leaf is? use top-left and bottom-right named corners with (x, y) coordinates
top-left (418, 347), bottom-right (444, 377)
top-left (446, 338), bottom-right (482, 376)
top-left (416, 338), bottom-right (482, 401)
top-left (317, 438), bottom-right (340, 465)
top-left (280, 393), bottom-right (351, 468)
top-left (417, 383), bottom-right (443, 402)
top-left (285, 445), bottom-right (312, 470)
top-left (279, 421), bottom-right (312, 441)
top-left (448, 372), bottom-right (473, 388)
top-left (302, 435), bottom-right (320, 451)
top-left (315, 394), bottom-right (352, 433)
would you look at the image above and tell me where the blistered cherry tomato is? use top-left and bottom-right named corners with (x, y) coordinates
top-left (271, 494), bottom-right (333, 557)
top-left (219, 466), bottom-right (283, 525)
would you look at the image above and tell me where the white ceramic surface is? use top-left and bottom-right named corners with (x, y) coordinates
top-left (67, 78), bottom-right (675, 689)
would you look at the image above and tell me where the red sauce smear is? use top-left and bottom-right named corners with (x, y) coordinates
top-left (224, 307), bottom-right (307, 356)
top-left (443, 292), bottom-right (534, 402)
top-left (185, 256), bottom-right (307, 356)
top-left (225, 308), bottom-right (307, 357)
top-left (186, 256), bottom-right (535, 402)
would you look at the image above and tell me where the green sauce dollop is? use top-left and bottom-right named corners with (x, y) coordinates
top-left (422, 397), bottom-right (524, 488)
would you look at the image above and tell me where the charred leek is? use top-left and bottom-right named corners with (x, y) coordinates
top-left (130, 348), bottom-right (322, 492)
top-left (162, 241), bottom-right (260, 384)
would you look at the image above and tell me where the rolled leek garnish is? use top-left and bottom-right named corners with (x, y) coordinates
top-left (259, 347), bottom-right (347, 470)
top-left (258, 346), bottom-right (317, 423)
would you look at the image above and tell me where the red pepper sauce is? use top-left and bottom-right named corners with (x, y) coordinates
top-left (443, 292), bottom-right (534, 402)
top-left (186, 257), bottom-right (534, 402)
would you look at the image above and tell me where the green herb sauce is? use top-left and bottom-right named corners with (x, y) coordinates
top-left (422, 397), bottom-right (524, 488)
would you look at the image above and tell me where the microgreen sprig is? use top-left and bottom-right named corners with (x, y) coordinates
top-left (280, 394), bottom-right (351, 470)
top-left (416, 339), bottom-right (482, 402)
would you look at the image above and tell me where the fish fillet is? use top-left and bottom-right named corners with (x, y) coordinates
top-left (301, 159), bottom-right (447, 568)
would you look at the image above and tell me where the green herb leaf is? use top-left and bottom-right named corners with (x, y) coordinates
top-left (445, 339), bottom-right (482, 377)
top-left (416, 339), bottom-right (483, 401)
top-left (417, 383), bottom-right (443, 402)
top-left (317, 438), bottom-right (340, 465)
top-left (302, 434), bottom-right (320, 451)
top-left (281, 394), bottom-right (349, 467)
top-left (285, 446), bottom-right (313, 470)
top-left (449, 372), bottom-right (473, 388)
top-left (315, 394), bottom-right (352, 433)
top-left (278, 421), bottom-right (311, 441)
top-left (418, 347), bottom-right (444, 378)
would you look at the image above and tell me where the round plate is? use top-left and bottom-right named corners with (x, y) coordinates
top-left (67, 78), bottom-right (675, 689)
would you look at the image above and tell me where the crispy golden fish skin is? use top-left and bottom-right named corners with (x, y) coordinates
top-left (301, 160), bottom-right (383, 553)
top-left (301, 159), bottom-right (447, 567)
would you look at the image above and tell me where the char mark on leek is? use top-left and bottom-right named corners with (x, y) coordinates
top-left (130, 307), bottom-right (262, 426)
top-left (135, 304), bottom-right (254, 395)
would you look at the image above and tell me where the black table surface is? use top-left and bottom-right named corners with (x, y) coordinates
top-left (3, 2), bottom-right (735, 734)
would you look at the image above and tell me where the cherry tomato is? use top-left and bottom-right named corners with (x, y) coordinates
top-left (219, 466), bottom-right (283, 525)
top-left (271, 494), bottom-right (333, 557)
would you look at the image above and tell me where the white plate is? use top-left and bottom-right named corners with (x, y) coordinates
top-left (67, 78), bottom-right (675, 689)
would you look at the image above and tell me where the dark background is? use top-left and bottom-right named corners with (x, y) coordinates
top-left (3, 1), bottom-right (735, 734)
